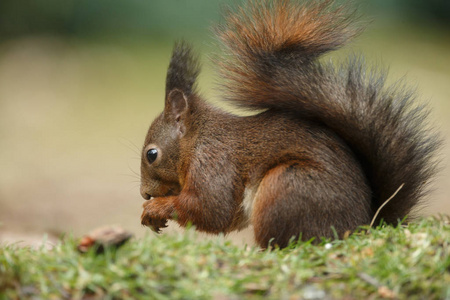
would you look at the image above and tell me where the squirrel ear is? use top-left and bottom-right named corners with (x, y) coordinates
top-left (166, 89), bottom-right (188, 135)
top-left (167, 89), bottom-right (188, 119)
top-left (164, 42), bottom-right (199, 136)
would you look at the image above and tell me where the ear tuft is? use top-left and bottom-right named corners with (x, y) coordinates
top-left (165, 41), bottom-right (200, 97)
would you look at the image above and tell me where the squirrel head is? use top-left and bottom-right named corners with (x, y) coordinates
top-left (140, 42), bottom-right (200, 200)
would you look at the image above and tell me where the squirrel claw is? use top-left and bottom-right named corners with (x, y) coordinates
top-left (141, 215), bottom-right (168, 233)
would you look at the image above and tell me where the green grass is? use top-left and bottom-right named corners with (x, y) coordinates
top-left (1, 217), bottom-right (450, 299)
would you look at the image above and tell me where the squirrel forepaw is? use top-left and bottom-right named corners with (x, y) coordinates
top-left (140, 199), bottom-right (173, 233)
top-left (141, 215), bottom-right (168, 233)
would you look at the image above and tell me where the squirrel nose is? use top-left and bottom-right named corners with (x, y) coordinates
top-left (140, 187), bottom-right (151, 200)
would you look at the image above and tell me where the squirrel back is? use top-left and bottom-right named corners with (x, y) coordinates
top-left (140, 0), bottom-right (440, 248)
top-left (216, 0), bottom-right (440, 224)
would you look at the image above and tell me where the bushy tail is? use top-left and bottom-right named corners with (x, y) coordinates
top-left (217, 0), bottom-right (440, 224)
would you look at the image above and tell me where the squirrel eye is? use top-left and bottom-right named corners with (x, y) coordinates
top-left (146, 148), bottom-right (158, 164)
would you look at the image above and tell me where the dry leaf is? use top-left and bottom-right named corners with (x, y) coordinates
top-left (378, 286), bottom-right (396, 299)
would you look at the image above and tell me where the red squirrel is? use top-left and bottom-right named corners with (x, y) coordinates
top-left (139, 0), bottom-right (440, 248)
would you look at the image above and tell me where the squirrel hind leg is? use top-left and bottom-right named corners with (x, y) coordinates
top-left (251, 162), bottom-right (371, 249)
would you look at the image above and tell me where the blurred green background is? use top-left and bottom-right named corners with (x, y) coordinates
top-left (0, 0), bottom-right (449, 245)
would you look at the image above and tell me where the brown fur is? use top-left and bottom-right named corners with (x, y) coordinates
top-left (139, 0), bottom-right (440, 248)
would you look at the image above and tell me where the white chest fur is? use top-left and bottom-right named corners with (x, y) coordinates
top-left (242, 185), bottom-right (258, 221)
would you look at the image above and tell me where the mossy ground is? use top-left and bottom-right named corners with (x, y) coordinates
top-left (1, 216), bottom-right (449, 299)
